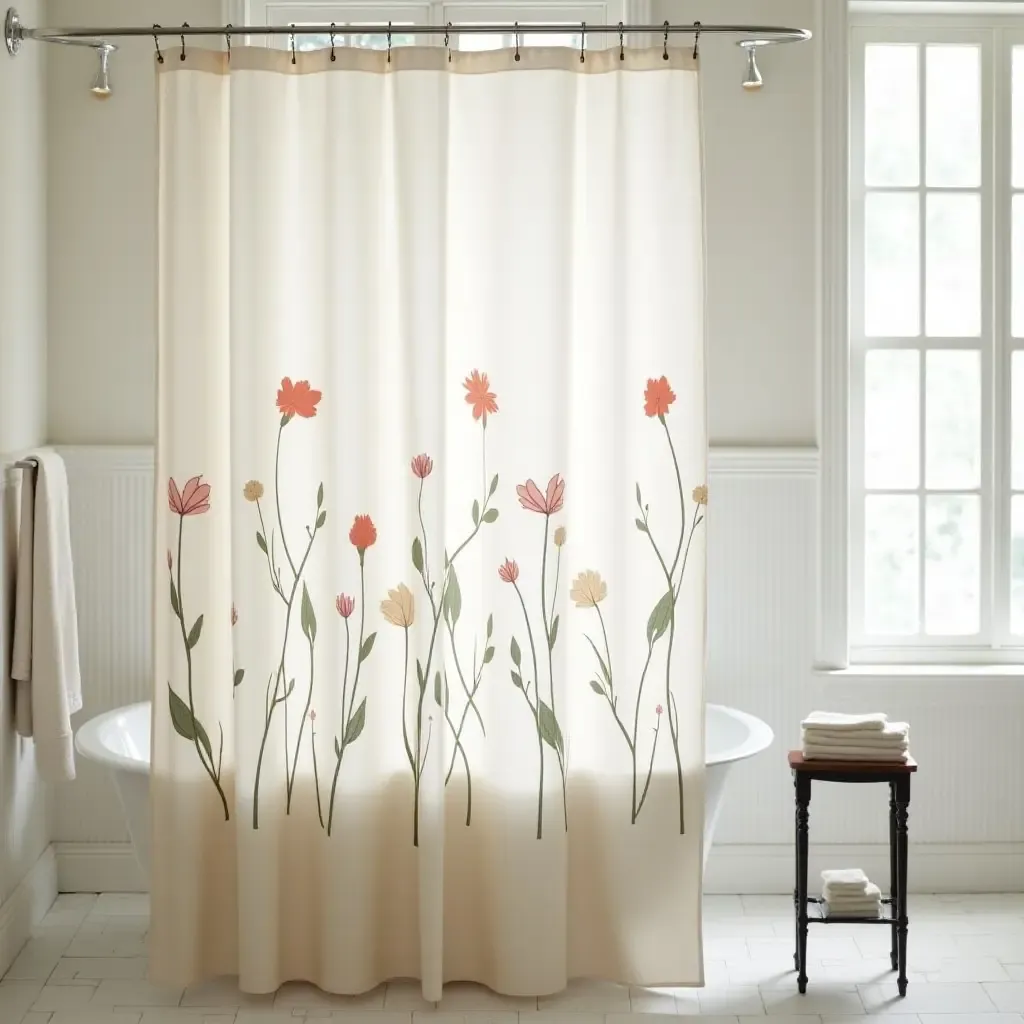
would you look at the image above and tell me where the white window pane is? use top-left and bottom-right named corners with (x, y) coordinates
top-left (457, 26), bottom-right (581, 51)
top-left (865, 44), bottom-right (919, 187)
top-left (458, 32), bottom-right (507, 51)
top-left (926, 45), bottom-right (980, 187)
top-left (1010, 497), bottom-right (1024, 634)
top-left (865, 193), bottom-right (920, 337)
top-left (925, 350), bottom-right (980, 489)
top-left (1012, 352), bottom-right (1024, 489)
top-left (924, 495), bottom-right (980, 635)
top-left (865, 350), bottom-right (919, 489)
top-left (1013, 196), bottom-right (1024, 338)
top-left (865, 495), bottom-right (920, 635)
top-left (1013, 48), bottom-right (1024, 188)
top-left (926, 193), bottom-right (980, 337)
top-left (289, 23), bottom-right (417, 51)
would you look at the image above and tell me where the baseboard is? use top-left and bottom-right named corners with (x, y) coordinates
top-left (704, 842), bottom-right (1024, 894)
top-left (55, 842), bottom-right (146, 894)
top-left (0, 844), bottom-right (57, 975)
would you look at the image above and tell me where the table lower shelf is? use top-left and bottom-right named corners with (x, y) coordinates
top-left (805, 896), bottom-right (895, 924)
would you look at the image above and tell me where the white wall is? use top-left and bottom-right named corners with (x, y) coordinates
top-left (47, 0), bottom-right (818, 446)
top-left (0, 0), bottom-right (56, 970)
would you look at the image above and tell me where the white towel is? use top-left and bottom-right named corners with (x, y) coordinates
top-left (826, 901), bottom-right (882, 919)
top-left (803, 747), bottom-right (910, 762)
top-left (825, 881), bottom-right (881, 902)
top-left (9, 453), bottom-right (82, 782)
top-left (804, 736), bottom-right (909, 753)
top-left (802, 711), bottom-right (888, 732)
top-left (804, 722), bottom-right (909, 745)
top-left (821, 868), bottom-right (870, 890)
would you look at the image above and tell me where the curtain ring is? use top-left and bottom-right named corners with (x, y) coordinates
top-left (579, 22), bottom-right (585, 64)
top-left (662, 20), bottom-right (669, 61)
top-left (330, 22), bottom-right (336, 61)
top-left (692, 20), bottom-right (701, 60)
top-left (387, 22), bottom-right (392, 63)
top-left (225, 23), bottom-right (231, 59)
top-left (618, 21), bottom-right (624, 61)
top-left (445, 21), bottom-right (452, 62)
top-left (290, 24), bottom-right (296, 64)
top-left (153, 24), bottom-right (164, 64)
top-left (180, 22), bottom-right (188, 62)
top-left (514, 21), bottom-right (520, 62)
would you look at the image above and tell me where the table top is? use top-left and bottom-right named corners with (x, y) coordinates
top-left (789, 750), bottom-right (918, 774)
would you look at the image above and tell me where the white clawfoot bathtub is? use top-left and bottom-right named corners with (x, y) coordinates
top-left (76, 701), bottom-right (772, 881)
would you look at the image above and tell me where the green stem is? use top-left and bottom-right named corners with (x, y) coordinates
top-left (549, 546), bottom-right (562, 625)
top-left (662, 416), bottom-right (686, 579)
top-left (287, 633), bottom-right (316, 811)
top-left (445, 618), bottom-right (484, 736)
top-left (539, 515), bottom-right (567, 830)
top-left (630, 640), bottom-right (655, 822)
top-left (400, 625), bottom-right (414, 772)
top-left (326, 617), bottom-right (351, 837)
top-left (417, 478), bottom-right (432, 596)
top-left (513, 581), bottom-right (544, 840)
top-left (311, 722), bottom-right (324, 829)
top-left (275, 422), bottom-right (296, 580)
top-left (255, 499), bottom-right (286, 604)
top-left (637, 715), bottom-right (662, 817)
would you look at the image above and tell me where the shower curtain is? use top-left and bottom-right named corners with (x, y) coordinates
top-left (152, 43), bottom-right (706, 999)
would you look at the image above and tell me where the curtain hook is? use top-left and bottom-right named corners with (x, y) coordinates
top-left (180, 22), bottom-right (188, 62)
top-left (445, 21), bottom-right (452, 62)
top-left (514, 21), bottom-right (520, 62)
top-left (618, 21), bottom-right (624, 61)
top-left (153, 24), bottom-right (164, 64)
top-left (225, 23), bottom-right (231, 59)
top-left (387, 21), bottom-right (392, 63)
top-left (662, 20), bottom-right (669, 61)
top-left (580, 22), bottom-right (585, 64)
top-left (692, 20), bottom-right (701, 60)
top-left (330, 22), bottom-right (336, 61)
top-left (290, 24), bottom-right (296, 64)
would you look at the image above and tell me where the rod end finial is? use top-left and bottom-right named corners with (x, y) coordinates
top-left (5, 7), bottom-right (21, 56)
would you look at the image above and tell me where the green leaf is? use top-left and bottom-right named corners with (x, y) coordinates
top-left (538, 700), bottom-right (564, 756)
top-left (416, 659), bottom-right (426, 693)
top-left (233, 668), bottom-right (244, 688)
top-left (256, 531), bottom-right (268, 554)
top-left (635, 482), bottom-right (642, 508)
top-left (168, 684), bottom-right (213, 766)
top-left (433, 670), bottom-right (444, 706)
top-left (317, 482), bottom-right (324, 508)
top-left (444, 565), bottom-right (462, 627)
top-left (584, 634), bottom-right (612, 686)
top-left (412, 536), bottom-right (424, 573)
top-left (646, 589), bottom-right (675, 645)
top-left (472, 500), bottom-right (480, 526)
top-left (359, 632), bottom-right (377, 663)
top-left (510, 670), bottom-right (523, 690)
top-left (283, 677), bottom-right (296, 699)
top-left (169, 579), bottom-right (180, 617)
top-left (335, 737), bottom-right (342, 759)
top-left (588, 679), bottom-right (605, 696)
top-left (489, 474), bottom-right (499, 497)
top-left (635, 518), bottom-right (648, 534)
top-left (510, 636), bottom-right (522, 667)
top-left (280, 412), bottom-right (292, 428)
top-left (186, 615), bottom-right (203, 650)
top-left (482, 507), bottom-right (499, 524)
top-left (344, 698), bottom-right (367, 744)
top-left (316, 510), bottom-right (327, 529)
top-left (486, 613), bottom-right (493, 639)
top-left (483, 645), bottom-right (495, 665)
top-left (548, 615), bottom-right (560, 651)
top-left (300, 583), bottom-right (317, 643)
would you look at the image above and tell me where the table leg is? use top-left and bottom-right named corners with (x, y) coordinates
top-left (795, 773), bottom-right (811, 994)
top-left (895, 775), bottom-right (910, 997)
top-left (889, 780), bottom-right (898, 971)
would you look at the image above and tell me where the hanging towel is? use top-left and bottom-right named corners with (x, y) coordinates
top-left (802, 711), bottom-right (888, 731)
top-left (9, 453), bottom-right (82, 782)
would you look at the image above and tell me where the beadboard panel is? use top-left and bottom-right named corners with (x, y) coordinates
top-left (52, 445), bottom-right (1024, 880)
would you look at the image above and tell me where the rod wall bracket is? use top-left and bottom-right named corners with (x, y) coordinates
top-left (6, 7), bottom-right (22, 56)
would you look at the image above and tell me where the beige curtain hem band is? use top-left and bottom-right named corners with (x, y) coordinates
top-left (157, 45), bottom-right (699, 76)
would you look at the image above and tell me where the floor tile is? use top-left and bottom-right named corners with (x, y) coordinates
top-left (51, 958), bottom-right (150, 982)
top-left (88, 978), bottom-right (185, 1007)
top-left (18, 1013), bottom-right (54, 1024)
top-left (859, 981), bottom-right (997, 1014)
top-left (5, 939), bottom-right (69, 980)
top-left (435, 982), bottom-right (535, 1011)
top-left (32, 982), bottom-right (99, 1011)
top-left (919, 956), bottom-right (1010, 982)
top-left (91, 895), bottom-right (151, 918)
top-left (537, 980), bottom-right (631, 1012)
top-left (629, 986), bottom-right (678, 1012)
top-left (696, 984), bottom-right (766, 1015)
top-left (48, 1013), bottom-right (143, 1024)
top-left (518, 1014), bottom-right (605, 1024)
top-left (761, 985), bottom-right (866, 1015)
top-left (181, 976), bottom-right (272, 1006)
top-left (382, 980), bottom-right (437, 1010)
top-left (274, 981), bottom-right (385, 1009)
top-left (1006, 966), bottom-right (1024, 981)
top-left (984, 982), bottom-right (1024, 1012)
top-left (412, 1013), bottom-right (518, 1024)
top-left (917, 1015), bottom-right (1024, 1024)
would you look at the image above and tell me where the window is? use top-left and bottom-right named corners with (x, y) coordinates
top-left (850, 10), bottom-right (1024, 662)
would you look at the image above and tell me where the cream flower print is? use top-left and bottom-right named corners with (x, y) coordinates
top-left (243, 479), bottom-right (265, 502)
top-left (570, 569), bottom-right (608, 608)
top-left (692, 484), bottom-right (708, 506)
top-left (553, 525), bottom-right (566, 548)
top-left (381, 583), bottom-right (415, 627)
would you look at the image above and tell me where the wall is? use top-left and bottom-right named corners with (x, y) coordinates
top-left (47, 0), bottom-right (818, 446)
top-left (0, 0), bottom-right (57, 972)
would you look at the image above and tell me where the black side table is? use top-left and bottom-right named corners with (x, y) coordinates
top-left (789, 751), bottom-right (917, 997)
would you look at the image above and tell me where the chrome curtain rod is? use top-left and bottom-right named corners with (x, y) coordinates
top-left (4, 8), bottom-right (810, 55)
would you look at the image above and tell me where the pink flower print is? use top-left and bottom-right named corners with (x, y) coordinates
top-left (336, 593), bottom-right (355, 618)
top-left (168, 475), bottom-right (211, 516)
top-left (516, 473), bottom-right (565, 516)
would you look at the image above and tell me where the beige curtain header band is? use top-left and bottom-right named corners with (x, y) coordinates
top-left (157, 45), bottom-right (699, 76)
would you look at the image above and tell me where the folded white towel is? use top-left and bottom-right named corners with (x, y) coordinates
top-left (803, 748), bottom-right (910, 762)
top-left (821, 868), bottom-right (870, 889)
top-left (804, 737), bottom-right (909, 754)
top-left (826, 901), bottom-right (882, 919)
top-left (802, 711), bottom-right (888, 732)
top-left (804, 722), bottom-right (909, 745)
top-left (825, 881), bottom-right (881, 903)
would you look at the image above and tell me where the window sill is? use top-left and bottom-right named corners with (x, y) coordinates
top-left (821, 664), bottom-right (1024, 678)
top-left (813, 664), bottom-right (1024, 702)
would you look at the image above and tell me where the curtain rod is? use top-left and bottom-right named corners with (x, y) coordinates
top-left (4, 8), bottom-right (811, 55)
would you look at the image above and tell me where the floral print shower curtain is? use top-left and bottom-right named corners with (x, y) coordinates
top-left (152, 43), bottom-right (707, 1000)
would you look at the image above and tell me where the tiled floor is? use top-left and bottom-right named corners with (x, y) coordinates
top-left (3, 892), bottom-right (1024, 1022)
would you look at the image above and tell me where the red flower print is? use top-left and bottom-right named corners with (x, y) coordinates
top-left (516, 474), bottom-right (565, 516)
top-left (411, 454), bottom-right (433, 479)
top-left (277, 377), bottom-right (322, 420)
top-left (498, 559), bottom-right (520, 584)
top-left (309, 709), bottom-right (317, 723)
top-left (644, 376), bottom-right (676, 418)
top-left (463, 370), bottom-right (498, 423)
top-left (336, 593), bottom-right (355, 618)
top-left (656, 704), bottom-right (663, 716)
top-left (349, 515), bottom-right (377, 553)
top-left (231, 603), bottom-right (238, 627)
top-left (168, 476), bottom-right (211, 516)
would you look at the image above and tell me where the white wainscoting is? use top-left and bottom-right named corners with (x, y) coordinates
top-left (54, 446), bottom-right (1024, 893)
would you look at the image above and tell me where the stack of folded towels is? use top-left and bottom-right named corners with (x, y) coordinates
top-left (801, 711), bottom-right (910, 762)
top-left (821, 868), bottom-right (882, 919)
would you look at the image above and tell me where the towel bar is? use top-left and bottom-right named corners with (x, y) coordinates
top-left (13, 460), bottom-right (35, 469)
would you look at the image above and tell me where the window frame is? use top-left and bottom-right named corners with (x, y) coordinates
top-left (842, 3), bottom-right (1024, 666)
